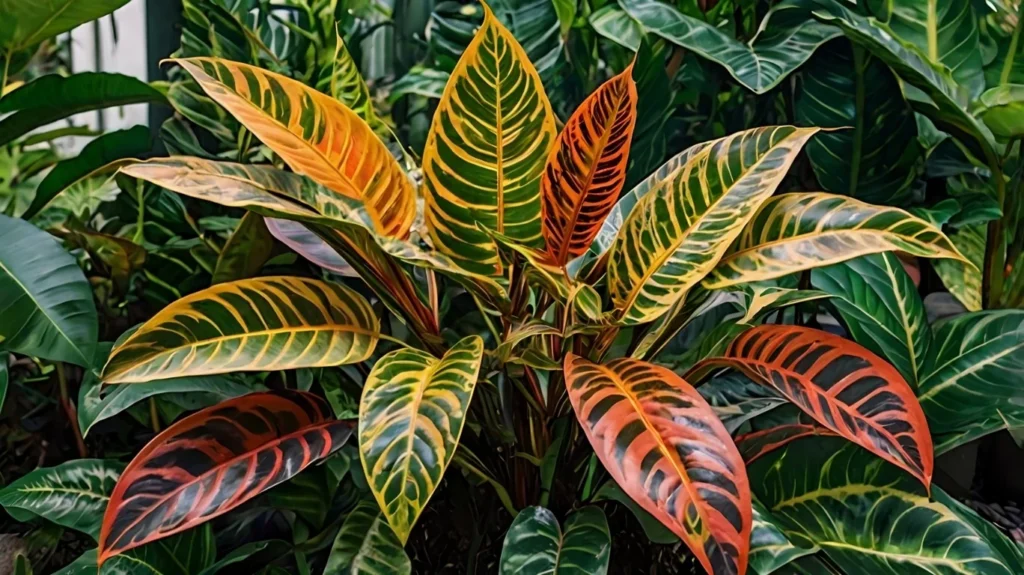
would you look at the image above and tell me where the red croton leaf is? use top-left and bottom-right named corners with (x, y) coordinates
top-left (98, 390), bottom-right (352, 564)
top-left (688, 325), bottom-right (933, 489)
top-left (565, 354), bottom-right (751, 575)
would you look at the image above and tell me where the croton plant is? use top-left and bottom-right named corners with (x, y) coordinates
top-left (76, 3), bottom-right (975, 574)
top-left (3, 0), bottom-right (1023, 574)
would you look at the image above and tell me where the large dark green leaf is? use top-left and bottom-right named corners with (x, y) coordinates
top-left (813, 3), bottom-right (996, 163)
top-left (0, 214), bottom-right (98, 367)
top-left (0, 0), bottom-right (129, 54)
top-left (0, 459), bottom-right (122, 539)
top-left (324, 500), bottom-right (411, 575)
top-left (975, 85), bottom-right (1024, 138)
top-left (24, 126), bottom-right (152, 220)
top-left (750, 499), bottom-right (818, 575)
top-left (78, 346), bottom-right (256, 436)
top-left (918, 310), bottom-right (1024, 435)
top-left (100, 525), bottom-right (216, 575)
top-left (698, 372), bottom-right (787, 434)
top-left (0, 74), bottom-right (166, 147)
top-left (795, 40), bottom-right (920, 204)
top-left (750, 438), bottom-right (1024, 574)
top-left (498, 506), bottom-right (611, 575)
top-left (879, 0), bottom-right (985, 98)
top-left (812, 253), bottom-right (931, 387)
top-left (620, 0), bottom-right (840, 94)
top-left (589, 5), bottom-right (643, 51)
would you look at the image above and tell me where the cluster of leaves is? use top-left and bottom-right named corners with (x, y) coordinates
top-left (0, 1), bottom-right (1023, 574)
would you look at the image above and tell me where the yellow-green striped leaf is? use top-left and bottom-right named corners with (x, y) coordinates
top-left (421, 4), bottom-right (558, 275)
top-left (359, 335), bottom-right (484, 543)
top-left (705, 192), bottom-right (967, 289)
top-left (325, 500), bottom-right (411, 575)
top-left (173, 57), bottom-right (415, 238)
top-left (323, 30), bottom-right (381, 131)
top-left (934, 224), bottom-right (984, 312)
top-left (608, 126), bottom-right (818, 325)
top-left (102, 277), bottom-right (378, 383)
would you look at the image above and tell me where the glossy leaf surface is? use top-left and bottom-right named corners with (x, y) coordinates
top-left (324, 500), bottom-right (411, 575)
top-left (918, 311), bottom-right (1024, 435)
top-left (498, 506), bottom-right (611, 575)
top-left (705, 193), bottom-right (965, 289)
top-left (0, 459), bottom-right (122, 539)
top-left (541, 66), bottom-right (637, 265)
top-left (689, 325), bottom-right (933, 489)
top-left (794, 40), bottom-right (919, 204)
top-left (211, 212), bottom-right (274, 284)
top-left (359, 336), bottom-right (484, 543)
top-left (266, 218), bottom-right (356, 277)
top-left (622, 0), bottom-right (840, 93)
top-left (0, 73), bottom-right (166, 148)
top-left (564, 354), bottom-right (751, 575)
top-left (608, 126), bottom-right (817, 325)
top-left (174, 57), bottom-right (414, 237)
top-left (98, 391), bottom-right (352, 563)
top-left (812, 253), bottom-right (931, 386)
top-left (750, 498), bottom-right (817, 575)
top-left (0, 0), bottom-right (129, 53)
top-left (0, 214), bottom-right (98, 367)
top-left (750, 438), bottom-right (1024, 574)
top-left (102, 277), bottom-right (377, 383)
top-left (421, 4), bottom-right (557, 274)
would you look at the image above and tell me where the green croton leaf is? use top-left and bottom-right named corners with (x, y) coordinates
top-left (325, 500), bottom-right (411, 575)
top-left (0, 73), bottom-right (166, 148)
top-left (102, 276), bottom-right (379, 383)
top-left (918, 310), bottom-right (1024, 435)
top-left (877, 0), bottom-right (985, 98)
top-left (975, 84), bottom-right (1024, 138)
top-left (99, 524), bottom-right (216, 575)
top-left (812, 253), bottom-right (931, 387)
top-left (933, 223), bottom-right (985, 311)
top-left (607, 126), bottom-right (817, 325)
top-left (813, 2), bottom-right (996, 164)
top-left (498, 506), bottom-right (611, 575)
top-left (0, 214), bottom-right (98, 368)
top-left (359, 335), bottom-right (484, 543)
top-left (749, 438), bottom-right (1024, 574)
top-left (25, 126), bottom-right (152, 220)
top-left (588, 5), bottom-right (643, 51)
top-left (750, 498), bottom-right (818, 575)
top-left (211, 212), bottom-right (275, 284)
top-left (795, 40), bottom-right (920, 204)
top-left (0, 459), bottom-right (122, 540)
top-left (0, 0), bottom-right (129, 54)
top-left (621, 0), bottom-right (840, 94)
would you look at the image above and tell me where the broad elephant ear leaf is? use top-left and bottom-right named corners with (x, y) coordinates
top-left (0, 0), bottom-right (129, 54)
top-left (688, 325), bottom-right (933, 489)
top-left (102, 276), bottom-right (378, 383)
top-left (98, 391), bottom-right (353, 564)
top-left (173, 57), bottom-right (415, 238)
top-left (541, 65), bottom-right (637, 266)
top-left (705, 192), bottom-right (966, 289)
top-left (498, 506), bottom-right (611, 575)
top-left (0, 214), bottom-right (98, 368)
top-left (608, 126), bottom-right (817, 325)
top-left (564, 354), bottom-right (751, 575)
top-left (421, 3), bottom-right (558, 275)
top-left (359, 335), bottom-right (484, 543)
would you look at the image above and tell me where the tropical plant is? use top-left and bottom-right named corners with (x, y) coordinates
top-left (1, 1), bottom-right (1023, 574)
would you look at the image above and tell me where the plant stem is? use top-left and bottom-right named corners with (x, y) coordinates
top-left (132, 179), bottom-right (146, 244)
top-left (983, 162), bottom-right (1007, 308)
top-left (0, 52), bottom-right (10, 102)
top-left (149, 398), bottom-right (160, 433)
top-left (471, 294), bottom-right (501, 343)
top-left (1001, 1), bottom-right (1024, 85)
top-left (56, 364), bottom-right (87, 458)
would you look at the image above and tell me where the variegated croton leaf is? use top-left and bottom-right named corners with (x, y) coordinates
top-left (564, 354), bottom-right (751, 575)
top-left (689, 325), bottom-right (933, 489)
top-left (98, 391), bottom-right (352, 564)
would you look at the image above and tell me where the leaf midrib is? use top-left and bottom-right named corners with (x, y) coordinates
top-left (0, 255), bottom-right (91, 366)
